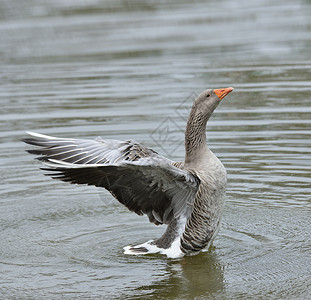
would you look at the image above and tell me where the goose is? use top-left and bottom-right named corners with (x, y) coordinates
top-left (23, 87), bottom-right (233, 258)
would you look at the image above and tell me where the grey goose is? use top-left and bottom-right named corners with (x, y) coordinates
top-left (24, 87), bottom-right (234, 258)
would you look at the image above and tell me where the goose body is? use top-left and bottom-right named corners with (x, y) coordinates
top-left (24, 87), bottom-right (233, 258)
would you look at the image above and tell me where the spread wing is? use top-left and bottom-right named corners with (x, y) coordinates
top-left (23, 132), bottom-right (200, 225)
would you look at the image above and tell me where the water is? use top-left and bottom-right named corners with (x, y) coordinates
top-left (1, 0), bottom-right (311, 298)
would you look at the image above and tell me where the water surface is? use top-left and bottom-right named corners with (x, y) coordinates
top-left (1, 0), bottom-right (311, 299)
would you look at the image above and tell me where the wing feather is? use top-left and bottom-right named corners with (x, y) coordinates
top-left (24, 132), bottom-right (200, 225)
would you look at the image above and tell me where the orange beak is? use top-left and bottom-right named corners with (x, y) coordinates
top-left (214, 87), bottom-right (234, 100)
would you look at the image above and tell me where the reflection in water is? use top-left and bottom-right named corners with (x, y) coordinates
top-left (175, 251), bottom-right (224, 297)
top-left (134, 250), bottom-right (224, 298)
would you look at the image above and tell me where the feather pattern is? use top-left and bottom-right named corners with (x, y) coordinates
top-left (24, 132), bottom-right (200, 225)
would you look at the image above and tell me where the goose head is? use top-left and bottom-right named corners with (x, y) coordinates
top-left (192, 87), bottom-right (234, 120)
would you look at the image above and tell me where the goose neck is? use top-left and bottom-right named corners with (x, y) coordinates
top-left (184, 110), bottom-right (209, 165)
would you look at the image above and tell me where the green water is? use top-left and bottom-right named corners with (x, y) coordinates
top-left (1, 0), bottom-right (311, 299)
